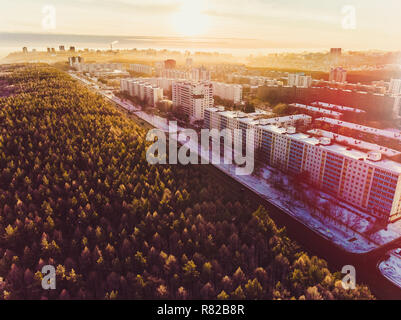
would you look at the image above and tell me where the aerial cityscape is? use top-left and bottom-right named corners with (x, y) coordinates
top-left (1, 0), bottom-right (401, 306)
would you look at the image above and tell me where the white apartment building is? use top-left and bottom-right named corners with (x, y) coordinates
top-left (311, 102), bottom-right (366, 115)
top-left (389, 79), bottom-right (401, 95)
top-left (204, 107), bottom-right (401, 221)
top-left (120, 79), bottom-right (163, 107)
top-left (329, 67), bottom-right (347, 83)
top-left (212, 82), bottom-right (243, 104)
top-left (288, 73), bottom-right (313, 88)
top-left (160, 69), bottom-right (191, 80)
top-left (172, 81), bottom-right (214, 121)
top-left (316, 117), bottom-right (401, 145)
top-left (204, 108), bottom-right (312, 154)
top-left (77, 63), bottom-right (124, 73)
top-left (130, 64), bottom-right (153, 75)
top-left (157, 67), bottom-right (211, 83)
top-left (192, 67), bottom-right (211, 82)
top-left (289, 103), bottom-right (343, 119)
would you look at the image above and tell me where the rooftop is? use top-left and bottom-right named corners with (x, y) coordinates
top-left (308, 129), bottom-right (401, 158)
top-left (316, 117), bottom-right (401, 141)
top-left (311, 101), bottom-right (366, 114)
top-left (290, 103), bottom-right (343, 117)
top-left (205, 107), bottom-right (311, 127)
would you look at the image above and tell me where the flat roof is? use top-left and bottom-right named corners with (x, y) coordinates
top-left (290, 103), bottom-right (343, 117)
top-left (311, 101), bottom-right (366, 113)
top-left (316, 117), bottom-right (401, 141)
top-left (207, 107), bottom-right (311, 127)
top-left (276, 128), bottom-right (401, 174)
top-left (308, 129), bottom-right (401, 158)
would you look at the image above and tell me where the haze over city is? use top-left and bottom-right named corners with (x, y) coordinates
top-left (1, 0), bottom-right (401, 51)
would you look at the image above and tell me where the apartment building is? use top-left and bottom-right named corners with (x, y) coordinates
top-left (257, 85), bottom-right (401, 119)
top-left (289, 103), bottom-right (343, 119)
top-left (120, 79), bottom-right (163, 107)
top-left (316, 117), bottom-right (401, 146)
top-left (288, 73), bottom-right (312, 88)
top-left (204, 107), bottom-right (401, 221)
top-left (311, 102), bottom-right (366, 115)
top-left (172, 81), bottom-right (214, 121)
top-left (212, 82), bottom-right (243, 104)
top-left (157, 67), bottom-right (211, 82)
top-left (192, 67), bottom-right (211, 82)
top-left (159, 69), bottom-right (191, 80)
top-left (389, 79), bottom-right (401, 95)
top-left (129, 77), bottom-right (175, 92)
top-left (76, 63), bottom-right (124, 74)
top-left (204, 108), bottom-right (312, 156)
top-left (130, 64), bottom-right (153, 75)
top-left (261, 126), bottom-right (401, 222)
top-left (329, 67), bottom-right (347, 83)
top-left (204, 108), bottom-right (312, 135)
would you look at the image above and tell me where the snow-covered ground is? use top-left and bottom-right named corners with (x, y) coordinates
top-left (379, 250), bottom-right (401, 289)
top-left (72, 73), bottom-right (401, 255)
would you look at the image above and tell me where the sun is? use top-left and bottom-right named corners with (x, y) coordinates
top-left (172, 1), bottom-right (210, 37)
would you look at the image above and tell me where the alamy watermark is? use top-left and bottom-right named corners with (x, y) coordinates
top-left (342, 5), bottom-right (357, 30)
top-left (146, 122), bottom-right (255, 176)
top-left (41, 265), bottom-right (56, 290)
top-left (42, 5), bottom-right (56, 31)
top-left (341, 265), bottom-right (356, 290)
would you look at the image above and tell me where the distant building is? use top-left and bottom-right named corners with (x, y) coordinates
top-left (288, 73), bottom-right (312, 88)
top-left (130, 64), bottom-right (153, 75)
top-left (315, 117), bottom-right (401, 146)
top-left (330, 48), bottom-right (342, 65)
top-left (329, 67), bottom-right (347, 83)
top-left (289, 103), bottom-right (343, 119)
top-left (164, 59), bottom-right (177, 69)
top-left (120, 79), bottom-right (163, 107)
top-left (159, 69), bottom-right (190, 80)
top-left (330, 48), bottom-right (342, 56)
top-left (172, 81), bottom-right (214, 121)
top-left (212, 82), bottom-right (243, 104)
top-left (186, 58), bottom-right (193, 67)
top-left (22, 47), bottom-right (28, 54)
top-left (75, 62), bottom-right (126, 78)
top-left (389, 79), bottom-right (401, 95)
top-left (192, 67), bottom-right (211, 82)
top-left (68, 56), bottom-right (84, 67)
top-left (256, 85), bottom-right (401, 119)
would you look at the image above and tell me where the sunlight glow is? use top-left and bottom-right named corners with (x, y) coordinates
top-left (171, 0), bottom-right (210, 37)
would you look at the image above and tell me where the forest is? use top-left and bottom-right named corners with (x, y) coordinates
top-left (0, 64), bottom-right (374, 300)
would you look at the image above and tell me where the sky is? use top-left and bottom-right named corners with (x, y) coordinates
top-left (0, 0), bottom-right (400, 50)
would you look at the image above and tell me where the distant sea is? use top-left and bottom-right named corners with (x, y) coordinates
top-left (0, 32), bottom-right (327, 59)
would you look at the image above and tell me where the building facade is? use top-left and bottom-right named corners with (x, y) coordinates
top-left (130, 64), bottom-right (153, 75)
top-left (120, 79), bottom-right (163, 107)
top-left (329, 67), bottom-right (347, 83)
top-left (389, 79), bottom-right (401, 95)
top-left (173, 81), bottom-right (214, 121)
top-left (204, 107), bottom-right (401, 222)
top-left (288, 73), bottom-right (312, 88)
top-left (212, 82), bottom-right (243, 104)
